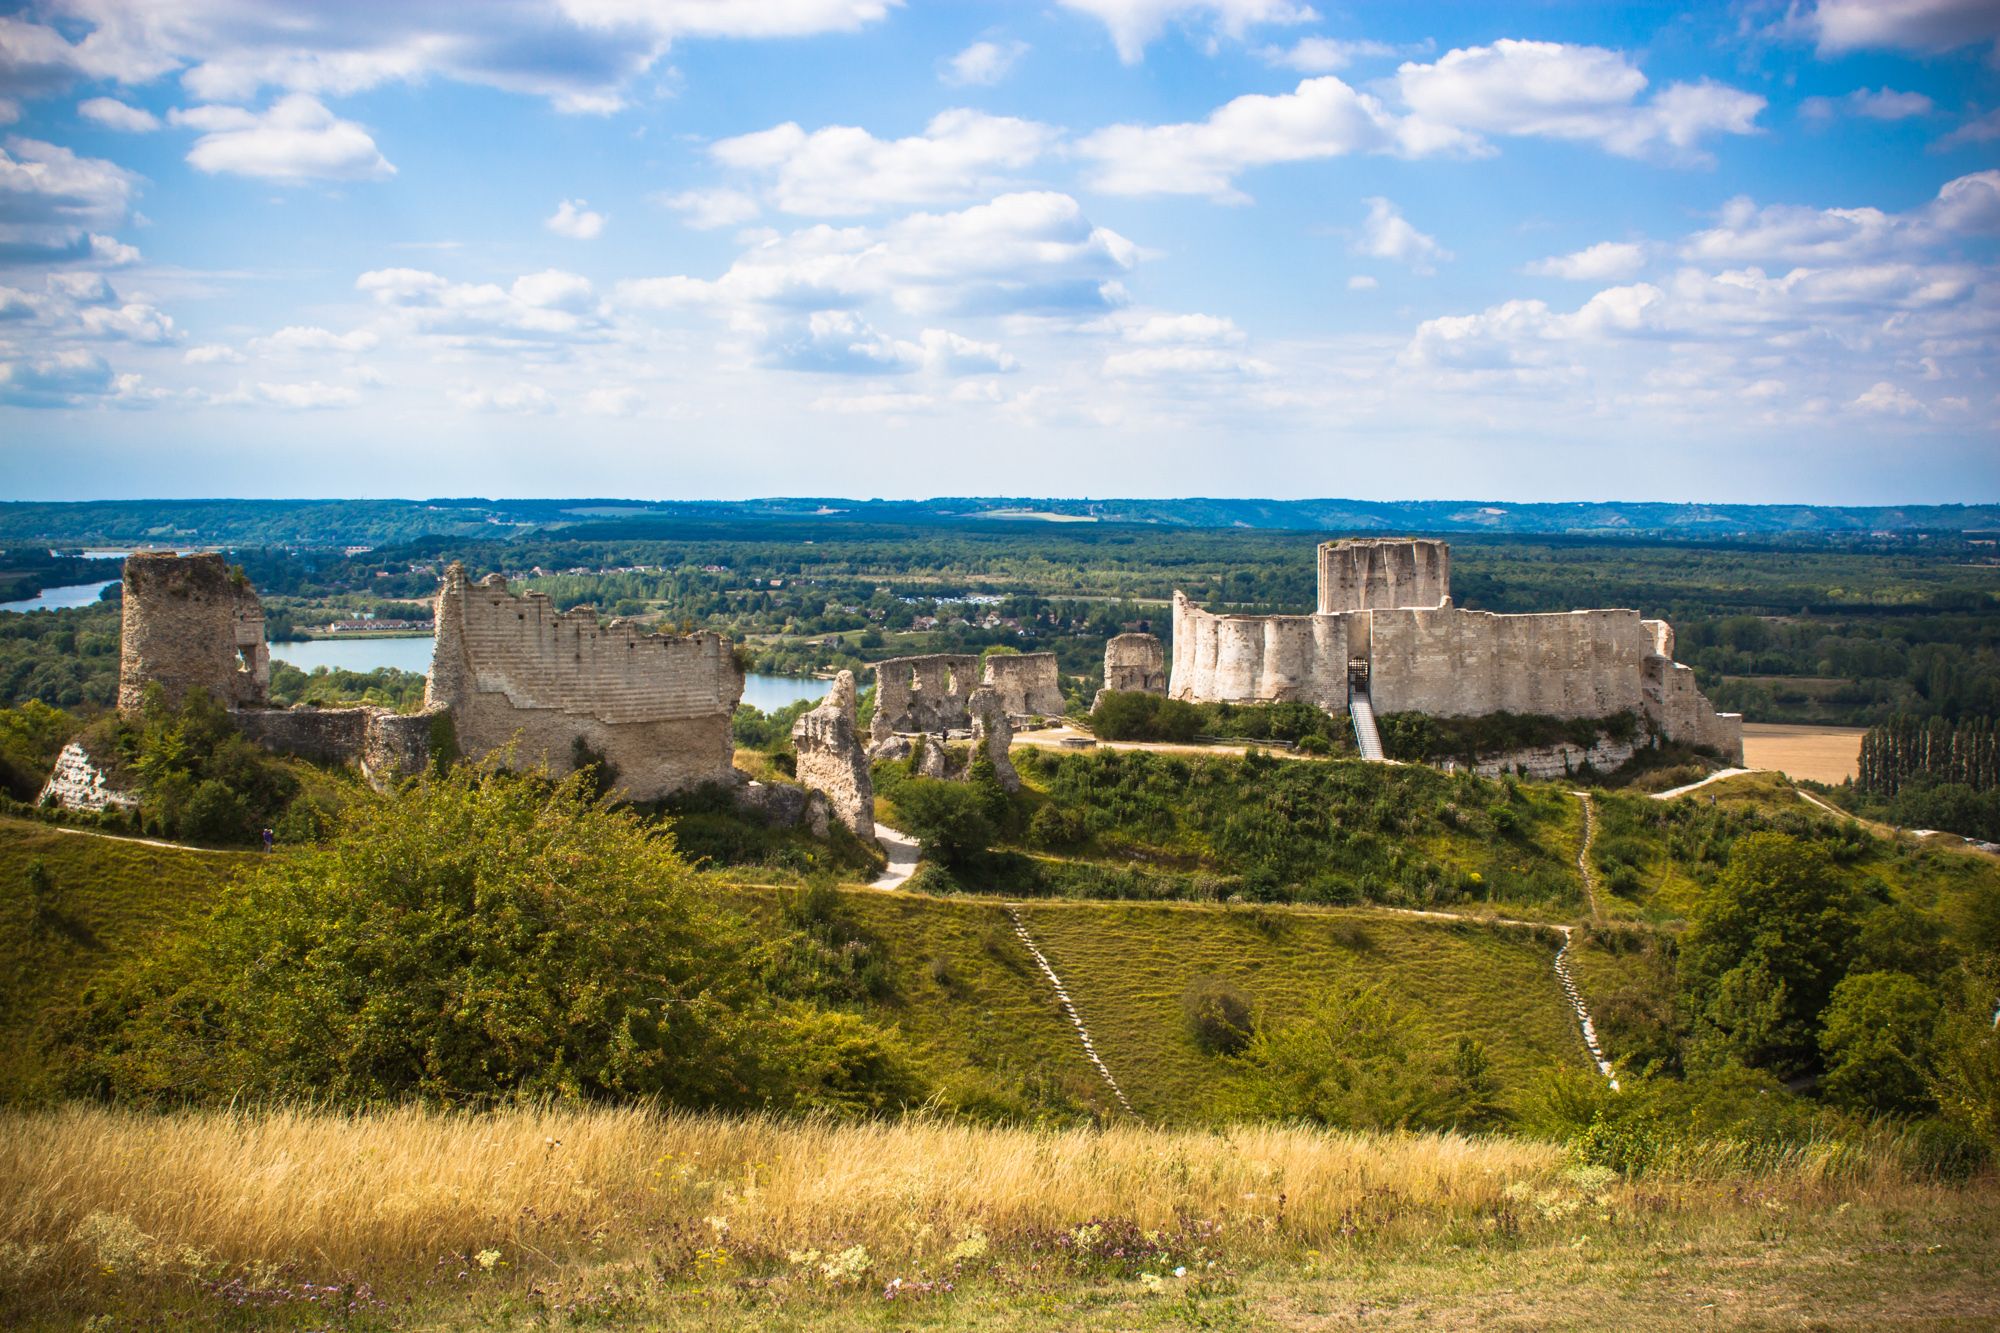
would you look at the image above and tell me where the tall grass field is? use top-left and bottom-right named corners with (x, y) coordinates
top-left (3, 1105), bottom-right (1996, 1329)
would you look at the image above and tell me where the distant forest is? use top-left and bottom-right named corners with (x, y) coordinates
top-left (3, 495), bottom-right (1998, 547)
top-left (0, 503), bottom-right (1994, 731)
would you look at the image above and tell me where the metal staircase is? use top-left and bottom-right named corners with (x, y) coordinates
top-left (1349, 687), bottom-right (1385, 761)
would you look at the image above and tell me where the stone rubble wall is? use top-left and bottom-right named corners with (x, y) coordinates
top-left (37, 741), bottom-right (139, 812)
top-left (117, 552), bottom-right (269, 714)
top-left (1317, 538), bottom-right (1451, 614)
top-left (1444, 729), bottom-right (1644, 781)
top-left (791, 670), bottom-right (877, 845)
top-left (425, 564), bottom-right (742, 801)
top-left (869, 653), bottom-right (983, 743)
top-left (1101, 633), bottom-right (1167, 699)
top-left (232, 705), bottom-right (436, 790)
top-left (982, 652), bottom-right (1065, 718)
top-left (1643, 655), bottom-right (1745, 763)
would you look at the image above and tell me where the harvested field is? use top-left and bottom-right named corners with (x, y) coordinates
top-left (1741, 722), bottom-right (1866, 784)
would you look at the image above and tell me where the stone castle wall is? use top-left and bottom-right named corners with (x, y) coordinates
top-left (117, 552), bottom-right (268, 713)
top-left (1102, 633), bottom-right (1167, 696)
top-left (1169, 537), bottom-right (1743, 764)
top-left (1318, 538), bottom-right (1450, 613)
top-left (1366, 606), bottom-right (1654, 719)
top-left (232, 706), bottom-right (436, 790)
top-left (425, 564), bottom-right (742, 800)
top-left (871, 653), bottom-right (983, 742)
top-left (982, 652), bottom-right (1065, 717)
top-left (1168, 593), bottom-right (1349, 712)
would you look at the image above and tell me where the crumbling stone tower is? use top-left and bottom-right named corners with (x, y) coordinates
top-left (117, 552), bottom-right (269, 715)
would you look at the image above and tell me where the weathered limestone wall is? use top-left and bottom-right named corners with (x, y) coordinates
top-left (870, 653), bottom-right (982, 742)
top-left (1318, 538), bottom-right (1450, 613)
top-left (233, 706), bottom-right (436, 790)
top-left (1168, 593), bottom-right (1348, 712)
top-left (37, 741), bottom-right (138, 812)
top-left (118, 552), bottom-right (268, 714)
top-left (982, 652), bottom-right (1065, 718)
top-left (1102, 633), bottom-right (1167, 697)
top-left (1368, 606), bottom-right (1654, 720)
top-left (791, 669), bottom-right (876, 844)
top-left (425, 564), bottom-right (742, 800)
top-left (1644, 656), bottom-right (1745, 763)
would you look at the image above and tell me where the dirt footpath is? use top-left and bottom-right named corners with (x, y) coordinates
top-left (1740, 723), bottom-right (1866, 784)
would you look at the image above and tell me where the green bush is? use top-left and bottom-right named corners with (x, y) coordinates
top-left (53, 764), bottom-right (915, 1113)
top-left (1182, 975), bottom-right (1255, 1055)
top-left (891, 778), bottom-right (995, 868)
top-left (1229, 980), bottom-right (1502, 1131)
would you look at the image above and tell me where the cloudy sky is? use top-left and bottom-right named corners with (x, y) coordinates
top-left (1, 0), bottom-right (1996, 503)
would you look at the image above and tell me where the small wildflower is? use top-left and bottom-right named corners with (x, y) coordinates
top-left (475, 1249), bottom-right (501, 1272)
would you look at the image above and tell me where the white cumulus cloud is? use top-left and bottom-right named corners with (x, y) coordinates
top-left (172, 94), bottom-right (394, 182)
top-left (712, 108), bottom-right (1057, 215)
top-left (1526, 241), bottom-right (1647, 281)
top-left (1395, 40), bottom-right (1764, 162)
top-left (546, 198), bottom-right (604, 239)
top-left (1805, 0), bottom-right (2000, 57)
top-left (941, 39), bottom-right (1028, 86)
top-left (1354, 197), bottom-right (1450, 273)
top-left (1077, 76), bottom-right (1477, 201)
top-left (77, 97), bottom-right (160, 131)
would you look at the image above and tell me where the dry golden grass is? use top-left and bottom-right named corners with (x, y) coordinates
top-left (2, 1106), bottom-right (1995, 1329)
top-left (2, 1104), bottom-right (1573, 1268)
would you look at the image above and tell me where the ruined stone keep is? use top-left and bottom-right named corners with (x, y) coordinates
top-left (1102, 633), bottom-right (1167, 697)
top-left (117, 552), bottom-right (269, 713)
top-left (1171, 537), bottom-right (1743, 762)
top-left (980, 651), bottom-right (1065, 718)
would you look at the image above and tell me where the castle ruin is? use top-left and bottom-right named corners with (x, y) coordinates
top-left (790, 669), bottom-right (876, 844)
top-left (1171, 537), bottom-right (1742, 762)
top-left (117, 553), bottom-right (268, 713)
top-left (107, 555), bottom-right (745, 802)
top-left (426, 564), bottom-right (743, 800)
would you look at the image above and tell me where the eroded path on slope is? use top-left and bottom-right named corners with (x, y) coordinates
top-left (1004, 905), bottom-right (1139, 1119)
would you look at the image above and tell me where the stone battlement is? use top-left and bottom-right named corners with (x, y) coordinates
top-left (426, 564), bottom-right (743, 799)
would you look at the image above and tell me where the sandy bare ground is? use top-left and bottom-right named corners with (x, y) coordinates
top-left (1740, 722), bottom-right (1866, 784)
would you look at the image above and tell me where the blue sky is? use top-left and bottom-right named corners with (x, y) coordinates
top-left (1, 0), bottom-right (1995, 503)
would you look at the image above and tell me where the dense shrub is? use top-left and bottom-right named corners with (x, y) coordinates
top-left (1182, 976), bottom-right (1255, 1055)
top-left (891, 778), bottom-right (995, 868)
top-left (53, 764), bottom-right (919, 1113)
top-left (1230, 981), bottom-right (1502, 1131)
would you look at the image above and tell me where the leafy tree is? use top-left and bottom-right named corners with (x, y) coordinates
top-left (1819, 970), bottom-right (1942, 1116)
top-left (1927, 957), bottom-right (2000, 1152)
top-left (1681, 833), bottom-right (1861, 1077)
top-left (890, 778), bottom-right (994, 869)
top-left (1230, 980), bottom-right (1501, 1131)
top-left (55, 764), bottom-right (915, 1112)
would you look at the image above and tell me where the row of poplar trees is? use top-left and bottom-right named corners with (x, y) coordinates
top-left (1856, 714), bottom-right (1998, 796)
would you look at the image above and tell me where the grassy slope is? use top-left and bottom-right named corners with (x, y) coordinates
top-left (0, 815), bottom-right (1600, 1122)
top-left (1014, 898), bottom-right (1583, 1122)
top-left (0, 817), bottom-right (253, 1093)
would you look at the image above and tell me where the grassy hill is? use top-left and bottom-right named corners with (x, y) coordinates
top-left (0, 815), bottom-right (1595, 1120)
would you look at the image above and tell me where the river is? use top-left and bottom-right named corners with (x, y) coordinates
top-left (268, 636), bottom-right (832, 712)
